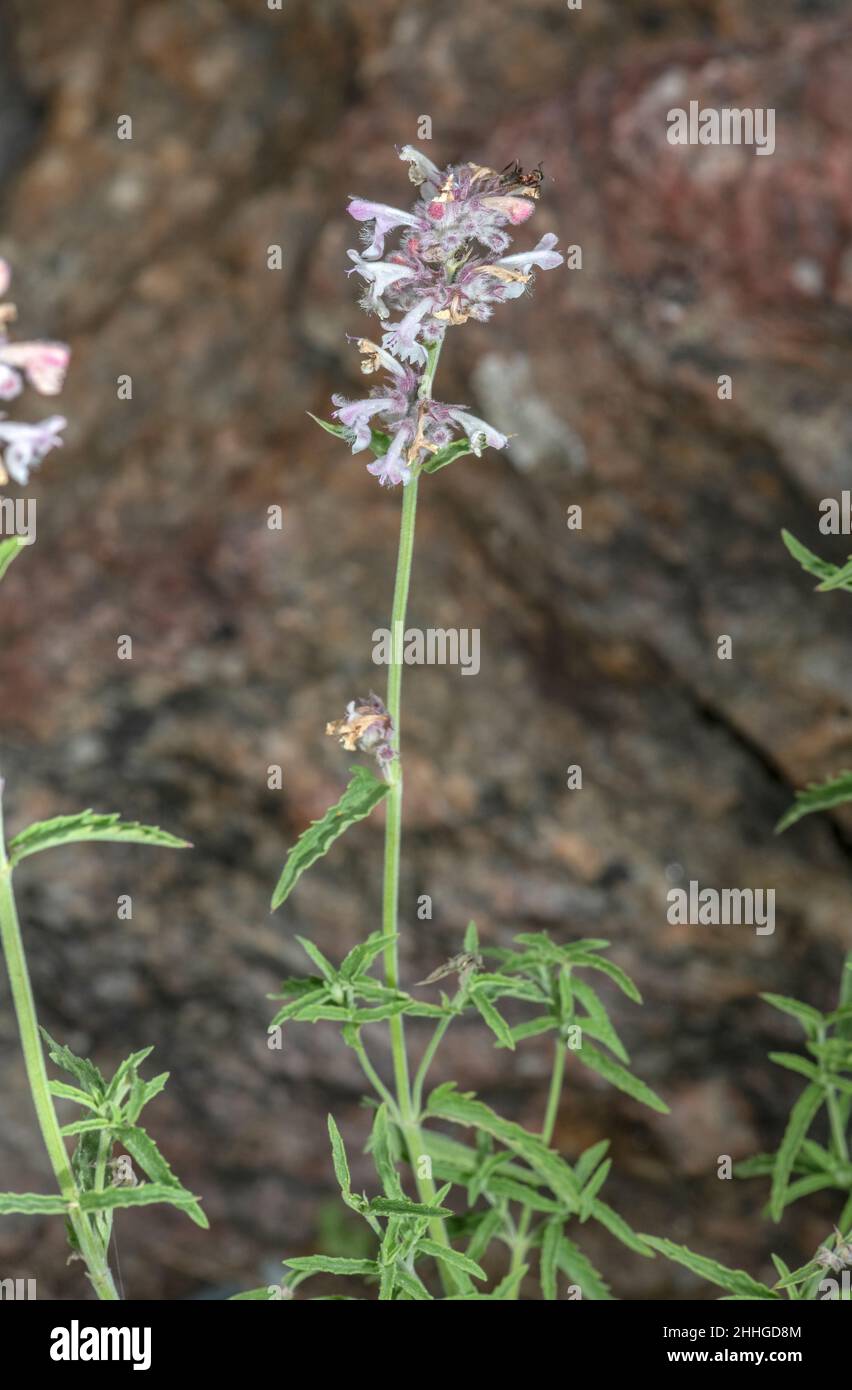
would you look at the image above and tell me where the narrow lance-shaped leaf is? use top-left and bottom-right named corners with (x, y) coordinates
top-left (421, 439), bottom-right (475, 475)
top-left (79, 1185), bottom-right (206, 1216)
top-left (556, 1235), bottom-right (614, 1301)
top-left (472, 992), bottom-right (515, 1050)
top-left (271, 766), bottom-right (389, 911)
top-left (540, 1219), bottom-right (561, 1301)
top-left (776, 773), bottom-right (852, 833)
top-left (283, 1255), bottom-right (379, 1278)
top-left (368, 1197), bottom-right (452, 1218)
top-left (327, 1114), bottom-right (363, 1214)
top-left (641, 1235), bottom-right (778, 1300)
top-left (781, 529), bottom-right (852, 591)
top-left (9, 811), bottom-right (190, 868)
top-left (40, 1029), bottom-right (106, 1100)
top-left (760, 993), bottom-right (824, 1035)
top-left (307, 413), bottom-right (390, 459)
top-left (0, 1192), bottom-right (69, 1216)
top-left (770, 1083), bottom-right (825, 1222)
top-left (0, 536), bottom-right (27, 583)
top-left (573, 1042), bottom-right (669, 1114)
top-left (115, 1124), bottom-right (208, 1229)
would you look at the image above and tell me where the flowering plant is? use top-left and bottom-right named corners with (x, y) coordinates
top-left (247, 149), bottom-right (671, 1302)
top-left (0, 266), bottom-right (205, 1300)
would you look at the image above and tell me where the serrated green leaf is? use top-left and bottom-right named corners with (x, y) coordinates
top-left (0, 1191), bottom-right (69, 1215)
top-left (761, 992), bottom-right (824, 1033)
top-left (571, 978), bottom-right (629, 1063)
top-left (283, 1255), bottom-right (379, 1277)
top-left (370, 1104), bottom-right (403, 1199)
top-left (489, 1267), bottom-right (528, 1300)
top-left (540, 1219), bottom-right (561, 1301)
top-left (771, 1254), bottom-right (797, 1300)
top-left (574, 1139), bottom-right (610, 1187)
top-left (573, 1043), bottom-right (669, 1113)
top-left (115, 1124), bottom-right (207, 1229)
top-left (570, 952), bottom-right (642, 1004)
top-left (641, 1235), bottom-right (777, 1299)
top-left (368, 1197), bottom-right (451, 1218)
top-left (9, 811), bottom-right (189, 868)
top-left (421, 438), bottom-right (474, 475)
top-left (228, 1287), bottom-right (282, 1301)
top-left (556, 1236), bottom-right (613, 1300)
top-left (48, 1081), bottom-right (101, 1111)
top-left (579, 1159), bottom-right (611, 1220)
top-left (393, 1267), bottom-right (433, 1300)
top-left (40, 1029), bottom-right (106, 1100)
top-left (770, 1083), bottom-right (824, 1222)
top-left (426, 1083), bottom-right (580, 1208)
top-left (466, 1207), bottom-right (505, 1265)
top-left (271, 767), bottom-right (389, 911)
top-left (60, 1118), bottom-right (114, 1138)
top-left (104, 1047), bottom-right (155, 1105)
top-left (588, 1199), bottom-right (653, 1256)
top-left (509, 1017), bottom-right (558, 1044)
top-left (0, 536), bottom-right (27, 583)
top-left (487, 1176), bottom-right (561, 1214)
top-left (79, 1184), bottom-right (204, 1216)
top-left (296, 937), bottom-right (337, 982)
top-left (767, 1173), bottom-right (840, 1214)
top-left (307, 412), bottom-right (390, 458)
top-left (768, 1052), bottom-right (821, 1083)
top-left (781, 529), bottom-right (850, 589)
top-left (339, 932), bottom-right (397, 980)
top-left (472, 993), bottom-right (515, 1050)
top-left (125, 1072), bottom-right (169, 1125)
top-left (327, 1114), bottom-right (357, 1211)
top-left (776, 775), bottom-right (852, 833)
top-left (417, 1238), bottom-right (485, 1281)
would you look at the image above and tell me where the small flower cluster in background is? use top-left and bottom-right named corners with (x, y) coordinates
top-left (0, 260), bottom-right (69, 487)
top-left (332, 146), bottom-right (563, 486)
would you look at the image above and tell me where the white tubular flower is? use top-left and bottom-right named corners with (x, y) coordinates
top-left (366, 422), bottom-right (414, 487)
top-left (348, 199), bottom-right (422, 260)
top-left (381, 300), bottom-right (434, 366)
top-left (446, 407), bottom-right (508, 457)
top-left (346, 251), bottom-right (414, 318)
top-left (332, 395), bottom-right (398, 453)
top-left (397, 144), bottom-right (443, 194)
top-left (0, 414), bottom-right (67, 486)
top-left (496, 232), bottom-right (564, 274)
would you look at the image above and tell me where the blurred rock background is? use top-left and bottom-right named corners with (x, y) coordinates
top-left (1, 0), bottom-right (851, 1299)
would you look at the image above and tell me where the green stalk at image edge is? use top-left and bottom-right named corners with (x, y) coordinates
top-left (0, 780), bottom-right (119, 1300)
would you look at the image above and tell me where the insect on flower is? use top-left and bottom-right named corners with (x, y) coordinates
top-left (499, 159), bottom-right (545, 198)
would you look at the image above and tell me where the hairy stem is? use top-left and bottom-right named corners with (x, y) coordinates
top-left (0, 780), bottom-right (119, 1300)
top-left (379, 337), bottom-right (459, 1289)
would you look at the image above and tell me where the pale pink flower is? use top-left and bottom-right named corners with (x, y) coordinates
top-left (0, 415), bottom-right (67, 486)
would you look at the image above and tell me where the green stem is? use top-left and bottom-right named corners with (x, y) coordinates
top-left (509, 1041), bottom-right (567, 1295)
top-left (351, 1034), bottom-right (401, 1120)
top-left (818, 1023), bottom-right (850, 1166)
top-left (0, 781), bottom-right (119, 1300)
top-left (379, 337), bottom-right (459, 1289)
top-left (827, 1087), bottom-right (849, 1166)
top-left (542, 1041), bottom-right (567, 1147)
top-left (412, 1013), bottom-right (454, 1118)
